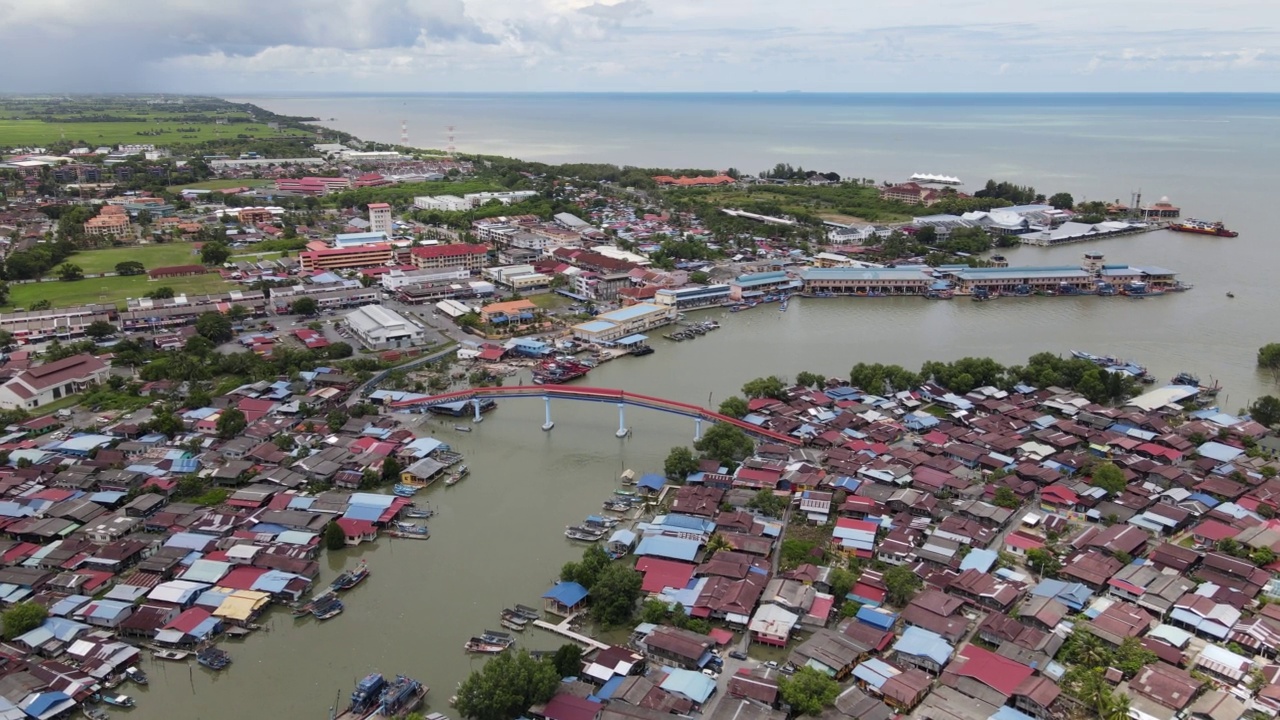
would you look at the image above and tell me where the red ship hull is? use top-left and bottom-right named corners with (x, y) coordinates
top-left (1168, 224), bottom-right (1238, 237)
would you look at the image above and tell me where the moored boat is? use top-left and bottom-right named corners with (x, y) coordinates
top-left (390, 521), bottom-right (430, 539)
top-left (464, 637), bottom-right (509, 654)
top-left (124, 666), bottom-right (148, 685)
top-left (196, 646), bottom-right (232, 670)
top-left (392, 484), bottom-right (420, 497)
top-left (84, 707), bottom-right (110, 720)
top-left (379, 674), bottom-right (428, 718)
top-left (151, 648), bottom-right (189, 661)
top-left (513, 604), bottom-right (541, 620)
top-left (565, 525), bottom-right (606, 542)
top-left (453, 425), bottom-right (473, 432)
top-left (311, 595), bottom-right (344, 621)
top-left (404, 505), bottom-right (434, 519)
top-left (445, 465), bottom-right (469, 487)
top-left (330, 559), bottom-right (371, 592)
top-left (100, 695), bottom-right (134, 708)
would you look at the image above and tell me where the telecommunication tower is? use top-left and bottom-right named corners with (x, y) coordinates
top-left (400, 119), bottom-right (409, 146)
top-left (446, 125), bottom-right (456, 158)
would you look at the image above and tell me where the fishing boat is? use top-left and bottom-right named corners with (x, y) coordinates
top-left (124, 666), bottom-right (148, 685)
top-left (197, 646), bottom-right (232, 670)
top-left (531, 357), bottom-right (592, 384)
top-left (464, 636), bottom-right (510, 654)
top-left (151, 648), bottom-right (189, 661)
top-left (379, 675), bottom-right (428, 718)
top-left (343, 672), bottom-right (388, 719)
top-left (629, 344), bottom-right (655, 356)
top-left (312, 596), bottom-right (344, 621)
top-left (513, 604), bottom-right (541, 620)
top-left (613, 489), bottom-right (637, 497)
top-left (83, 707), bottom-right (110, 720)
top-left (565, 525), bottom-right (606, 542)
top-left (482, 629), bottom-right (515, 647)
top-left (390, 521), bottom-right (430, 539)
top-left (582, 514), bottom-right (619, 529)
top-left (500, 614), bottom-right (529, 632)
top-left (453, 425), bottom-right (472, 432)
top-left (1168, 218), bottom-right (1238, 237)
top-left (445, 465), bottom-right (469, 487)
top-left (330, 560), bottom-right (370, 592)
top-left (404, 505), bottom-right (434, 519)
top-left (602, 499), bottom-right (634, 512)
top-left (392, 483), bottom-right (420, 497)
top-left (100, 695), bottom-right (135, 708)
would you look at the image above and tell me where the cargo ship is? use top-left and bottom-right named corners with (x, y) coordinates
top-left (531, 358), bottom-right (592, 384)
top-left (1167, 219), bottom-right (1238, 237)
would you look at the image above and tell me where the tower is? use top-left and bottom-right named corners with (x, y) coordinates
top-left (400, 119), bottom-right (409, 147)
top-left (446, 125), bottom-right (456, 159)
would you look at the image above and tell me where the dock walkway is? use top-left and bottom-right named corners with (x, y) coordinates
top-left (532, 614), bottom-right (609, 651)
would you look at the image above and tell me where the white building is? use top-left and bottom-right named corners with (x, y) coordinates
top-left (380, 268), bottom-right (471, 291)
top-left (571, 303), bottom-right (676, 343)
top-left (0, 354), bottom-right (111, 410)
top-left (464, 190), bottom-right (539, 207)
top-left (368, 203), bottom-right (392, 235)
top-left (343, 305), bottom-right (426, 351)
top-left (413, 195), bottom-right (470, 212)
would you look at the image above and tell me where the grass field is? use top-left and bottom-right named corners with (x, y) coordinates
top-left (57, 244), bottom-right (203, 276)
top-left (168, 179), bottom-right (274, 191)
top-left (0, 119), bottom-right (309, 148)
top-left (8, 273), bottom-right (234, 311)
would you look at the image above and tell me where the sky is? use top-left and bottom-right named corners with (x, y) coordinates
top-left (0, 0), bottom-right (1277, 93)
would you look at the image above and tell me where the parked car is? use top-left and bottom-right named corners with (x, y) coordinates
top-left (728, 651), bottom-right (748, 660)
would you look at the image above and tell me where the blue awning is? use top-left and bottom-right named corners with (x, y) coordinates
top-left (616, 334), bottom-right (648, 345)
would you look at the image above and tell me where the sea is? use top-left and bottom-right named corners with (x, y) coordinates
top-left (120, 93), bottom-right (1280, 720)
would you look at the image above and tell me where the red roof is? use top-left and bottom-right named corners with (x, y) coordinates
top-left (1005, 532), bottom-right (1045, 552)
top-left (410, 243), bottom-right (488, 259)
top-left (736, 467), bottom-right (782, 484)
top-left (542, 695), bottom-right (602, 720)
top-left (217, 566), bottom-right (269, 590)
top-left (164, 607), bottom-right (212, 633)
top-left (635, 557), bottom-right (696, 594)
top-left (851, 581), bottom-right (886, 604)
top-left (1192, 519), bottom-right (1239, 542)
top-left (1040, 484), bottom-right (1078, 506)
top-left (948, 644), bottom-right (1032, 696)
top-left (835, 517), bottom-right (879, 533)
top-left (708, 628), bottom-right (734, 646)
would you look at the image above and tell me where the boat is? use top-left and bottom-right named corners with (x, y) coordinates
top-left (583, 514), bottom-right (619, 529)
top-left (392, 484), bottom-right (420, 497)
top-left (312, 597), bottom-right (344, 621)
top-left (482, 629), bottom-right (515, 647)
top-left (404, 505), bottom-right (434, 519)
top-left (100, 695), bottom-right (134, 708)
top-left (124, 666), bottom-right (148, 685)
top-left (1227, 291), bottom-right (1235, 298)
top-left (151, 648), bottom-right (189, 661)
top-left (330, 560), bottom-right (371, 592)
top-left (453, 425), bottom-right (472, 432)
top-left (464, 636), bottom-right (510, 654)
top-left (1172, 371), bottom-right (1201, 387)
top-left (1168, 218), bottom-right (1238, 237)
top-left (390, 521), bottom-right (430, 539)
top-left (602, 499), bottom-right (635, 512)
top-left (344, 672), bottom-right (388, 719)
top-left (500, 616), bottom-right (528, 632)
top-left (512, 604), bottom-right (541, 620)
top-left (445, 465), bottom-right (469, 487)
top-left (378, 675), bottom-right (427, 718)
top-left (629, 345), bottom-right (654, 356)
top-left (531, 358), bottom-right (592, 384)
top-left (565, 525), bottom-right (606, 541)
top-left (613, 489), bottom-right (637, 497)
top-left (83, 707), bottom-right (110, 720)
top-left (197, 646), bottom-right (232, 670)
top-left (705, 320), bottom-right (720, 329)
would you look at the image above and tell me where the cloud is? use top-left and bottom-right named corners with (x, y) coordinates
top-left (0, 0), bottom-right (1276, 91)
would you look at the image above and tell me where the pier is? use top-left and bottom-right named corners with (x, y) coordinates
top-left (532, 614), bottom-right (609, 651)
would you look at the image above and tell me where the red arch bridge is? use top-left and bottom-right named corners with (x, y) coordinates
top-left (388, 384), bottom-right (801, 445)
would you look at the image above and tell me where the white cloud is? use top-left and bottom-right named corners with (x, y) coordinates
top-left (0, 0), bottom-right (1276, 91)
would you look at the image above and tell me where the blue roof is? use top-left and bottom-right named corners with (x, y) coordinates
top-left (576, 320), bottom-right (616, 333)
top-left (960, 548), bottom-right (998, 573)
top-left (543, 581), bottom-right (590, 607)
top-left (856, 606), bottom-right (897, 630)
top-left (165, 532), bottom-right (215, 551)
top-left (23, 691), bottom-right (73, 718)
top-left (659, 668), bottom-right (717, 703)
top-left (990, 706), bottom-right (1039, 720)
top-left (252, 570), bottom-right (304, 594)
top-left (637, 474), bottom-right (666, 491)
top-left (597, 675), bottom-right (625, 700)
top-left (1031, 579), bottom-right (1092, 610)
top-left (655, 514), bottom-right (717, 534)
top-left (635, 536), bottom-right (701, 562)
top-left (893, 626), bottom-right (953, 666)
top-left (616, 334), bottom-right (649, 345)
top-left (89, 491), bottom-right (127, 504)
top-left (851, 658), bottom-right (900, 690)
top-left (343, 505), bottom-right (384, 522)
top-left (599, 303), bottom-right (665, 323)
top-left (1198, 441), bottom-right (1244, 463)
top-left (608, 529), bottom-right (637, 546)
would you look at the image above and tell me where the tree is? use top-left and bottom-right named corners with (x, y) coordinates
top-left (741, 375), bottom-right (787, 400)
top-left (146, 286), bottom-right (176, 299)
top-left (195, 311), bottom-right (233, 343)
top-left (115, 261), bottom-right (145, 276)
top-left (201, 241), bottom-right (231, 266)
top-left (57, 263), bottom-right (83, 281)
top-left (913, 225), bottom-right (937, 245)
top-left (718, 396), bottom-right (749, 419)
top-left (694, 422), bottom-right (755, 467)
top-left (795, 371), bottom-right (825, 390)
top-left (664, 446), bottom-right (699, 481)
top-left (689, 271), bottom-right (711, 284)
top-left (380, 456), bottom-right (403, 485)
top-left (706, 533), bottom-right (732, 555)
top-left (327, 342), bottom-right (354, 359)
top-left (590, 562), bottom-right (643, 627)
top-left (883, 565), bottom-right (921, 606)
top-left (1047, 192), bottom-right (1075, 210)
top-left (84, 320), bottom-right (117, 340)
top-left (227, 304), bottom-right (249, 322)
top-left (1025, 548), bottom-right (1061, 578)
top-left (777, 666), bottom-right (839, 716)
top-left (147, 410), bottom-right (184, 439)
top-left (1113, 636), bottom-right (1157, 676)
top-left (454, 649), bottom-right (559, 720)
top-left (1259, 343), bottom-right (1280, 377)
top-left (561, 545), bottom-right (611, 589)
top-left (992, 486), bottom-right (1021, 509)
top-left (827, 567), bottom-right (858, 602)
top-left (550, 644), bottom-right (584, 678)
top-left (2, 602), bottom-right (47, 640)
top-left (1090, 461), bottom-right (1126, 495)
top-left (747, 489), bottom-right (787, 518)
top-left (0, 330), bottom-right (11, 350)
top-left (1250, 395), bottom-right (1280, 428)
top-left (216, 408), bottom-right (247, 440)
top-left (291, 296), bottom-right (319, 316)
top-left (323, 521), bottom-right (346, 551)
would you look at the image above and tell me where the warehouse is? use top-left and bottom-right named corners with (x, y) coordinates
top-left (343, 305), bottom-right (425, 351)
top-left (571, 303), bottom-right (676, 344)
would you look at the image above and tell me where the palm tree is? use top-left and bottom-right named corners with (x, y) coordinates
top-left (1099, 689), bottom-right (1131, 720)
top-left (706, 533), bottom-right (731, 556)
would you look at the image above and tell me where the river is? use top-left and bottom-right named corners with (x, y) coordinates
top-left (126, 93), bottom-right (1280, 719)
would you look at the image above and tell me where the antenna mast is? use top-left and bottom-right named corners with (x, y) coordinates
top-left (400, 119), bottom-right (409, 147)
top-left (446, 125), bottom-right (456, 159)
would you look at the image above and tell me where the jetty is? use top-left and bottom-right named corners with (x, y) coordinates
top-left (531, 614), bottom-right (608, 651)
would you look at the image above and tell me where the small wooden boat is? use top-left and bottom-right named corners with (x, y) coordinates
top-left (124, 666), bottom-right (148, 685)
top-left (565, 525), bottom-right (606, 542)
top-left (330, 559), bottom-right (370, 592)
top-left (83, 707), bottom-right (110, 720)
top-left (100, 695), bottom-right (135, 708)
top-left (513, 604), bottom-right (540, 620)
top-left (445, 465), bottom-right (469, 487)
top-left (404, 506), bottom-right (434, 518)
top-left (453, 425), bottom-right (473, 432)
top-left (464, 637), bottom-right (509, 654)
top-left (152, 648), bottom-right (190, 661)
top-left (1226, 291), bottom-right (1235, 298)
top-left (392, 483), bottom-right (420, 497)
top-left (389, 521), bottom-right (430, 539)
top-left (197, 646), bottom-right (233, 670)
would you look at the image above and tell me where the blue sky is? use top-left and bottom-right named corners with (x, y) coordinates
top-left (0, 0), bottom-right (1276, 92)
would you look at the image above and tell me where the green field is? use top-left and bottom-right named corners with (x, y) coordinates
top-left (56, 244), bottom-right (203, 276)
top-left (0, 118), bottom-right (309, 148)
top-left (8, 273), bottom-right (234, 311)
top-left (168, 178), bottom-right (274, 191)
